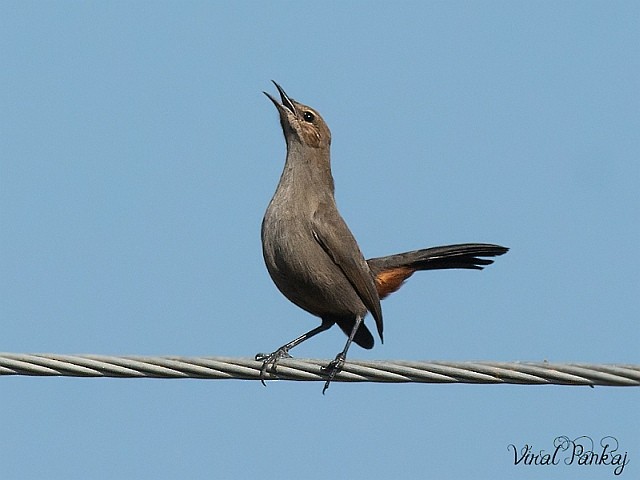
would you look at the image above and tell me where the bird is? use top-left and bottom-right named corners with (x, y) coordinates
top-left (257, 81), bottom-right (508, 393)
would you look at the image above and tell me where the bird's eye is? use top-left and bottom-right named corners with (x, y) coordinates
top-left (303, 111), bottom-right (315, 122)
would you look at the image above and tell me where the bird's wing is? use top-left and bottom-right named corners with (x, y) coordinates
top-left (312, 205), bottom-right (384, 342)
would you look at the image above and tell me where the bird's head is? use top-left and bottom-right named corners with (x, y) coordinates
top-left (264, 81), bottom-right (331, 150)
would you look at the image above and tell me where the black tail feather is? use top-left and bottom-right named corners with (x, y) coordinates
top-left (367, 243), bottom-right (508, 275)
top-left (335, 317), bottom-right (374, 349)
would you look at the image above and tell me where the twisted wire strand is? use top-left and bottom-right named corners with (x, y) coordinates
top-left (1, 353), bottom-right (638, 386)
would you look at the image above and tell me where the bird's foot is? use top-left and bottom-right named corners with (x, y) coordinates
top-left (255, 348), bottom-right (292, 386)
top-left (320, 352), bottom-right (346, 394)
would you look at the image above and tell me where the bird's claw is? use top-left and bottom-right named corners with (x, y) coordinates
top-left (255, 348), bottom-right (291, 386)
top-left (321, 352), bottom-right (346, 394)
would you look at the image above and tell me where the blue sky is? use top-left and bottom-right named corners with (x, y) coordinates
top-left (1, 2), bottom-right (638, 479)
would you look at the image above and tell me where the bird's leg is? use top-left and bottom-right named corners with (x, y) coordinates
top-left (255, 347), bottom-right (292, 386)
top-left (321, 315), bottom-right (363, 394)
top-left (256, 321), bottom-right (332, 386)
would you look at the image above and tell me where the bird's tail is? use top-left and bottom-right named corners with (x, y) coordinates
top-left (367, 243), bottom-right (508, 299)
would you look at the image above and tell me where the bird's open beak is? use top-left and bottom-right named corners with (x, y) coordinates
top-left (263, 81), bottom-right (297, 115)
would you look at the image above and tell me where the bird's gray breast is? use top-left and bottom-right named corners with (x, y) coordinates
top-left (261, 191), bottom-right (365, 318)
